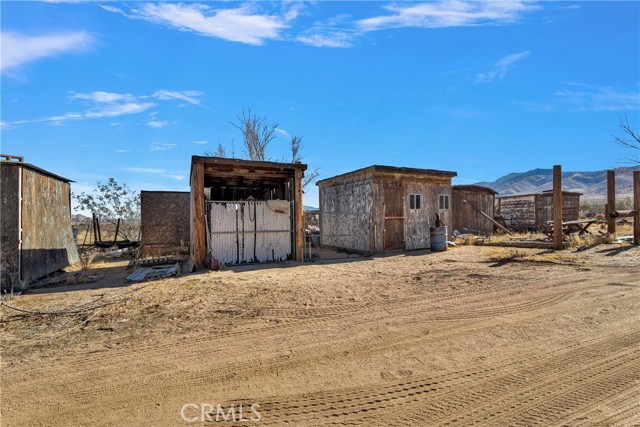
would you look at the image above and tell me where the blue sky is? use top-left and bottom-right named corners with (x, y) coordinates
top-left (1, 1), bottom-right (639, 208)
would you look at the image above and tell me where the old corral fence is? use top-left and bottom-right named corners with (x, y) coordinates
top-left (206, 200), bottom-right (293, 265)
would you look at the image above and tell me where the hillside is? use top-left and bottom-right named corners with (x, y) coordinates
top-left (476, 166), bottom-right (639, 198)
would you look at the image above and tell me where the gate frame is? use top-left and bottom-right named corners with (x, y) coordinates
top-left (190, 156), bottom-right (307, 270)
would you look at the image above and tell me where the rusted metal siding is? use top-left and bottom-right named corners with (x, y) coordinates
top-left (141, 191), bottom-right (190, 257)
top-left (319, 171), bottom-right (374, 252)
top-left (19, 167), bottom-right (79, 288)
top-left (451, 187), bottom-right (495, 235)
top-left (1, 164), bottom-right (20, 290)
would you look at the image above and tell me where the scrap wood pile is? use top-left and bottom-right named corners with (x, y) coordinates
top-left (126, 256), bottom-right (190, 282)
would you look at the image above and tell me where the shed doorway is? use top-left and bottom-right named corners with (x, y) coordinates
top-left (384, 186), bottom-right (404, 249)
top-left (206, 200), bottom-right (293, 265)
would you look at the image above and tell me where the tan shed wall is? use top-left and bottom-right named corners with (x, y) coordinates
top-left (451, 189), bottom-right (495, 235)
top-left (319, 171), bottom-right (453, 252)
top-left (498, 193), bottom-right (581, 228)
top-left (319, 171), bottom-right (374, 252)
top-left (1, 165), bottom-right (20, 290)
top-left (19, 168), bottom-right (79, 289)
top-left (141, 191), bottom-right (190, 257)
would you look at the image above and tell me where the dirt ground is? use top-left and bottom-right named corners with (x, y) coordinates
top-left (1, 244), bottom-right (639, 426)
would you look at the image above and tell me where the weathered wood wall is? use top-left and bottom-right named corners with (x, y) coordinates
top-left (498, 192), bottom-right (581, 229)
top-left (538, 193), bottom-right (580, 224)
top-left (319, 171), bottom-right (374, 252)
top-left (497, 195), bottom-right (537, 228)
top-left (0, 164), bottom-right (20, 291)
top-left (373, 175), bottom-right (452, 251)
top-left (451, 187), bottom-right (495, 235)
top-left (141, 191), bottom-right (190, 257)
top-left (20, 167), bottom-right (79, 288)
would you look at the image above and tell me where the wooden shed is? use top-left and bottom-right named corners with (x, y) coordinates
top-left (140, 191), bottom-right (190, 257)
top-left (190, 156), bottom-right (307, 268)
top-left (317, 165), bottom-right (457, 253)
top-left (451, 185), bottom-right (498, 235)
top-left (1, 155), bottom-right (79, 291)
top-left (496, 190), bottom-right (582, 230)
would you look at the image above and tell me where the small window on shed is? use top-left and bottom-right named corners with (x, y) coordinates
top-left (409, 194), bottom-right (421, 210)
top-left (439, 194), bottom-right (450, 210)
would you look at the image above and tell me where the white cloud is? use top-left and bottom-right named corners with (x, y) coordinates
top-left (149, 143), bottom-right (177, 151)
top-left (120, 3), bottom-right (294, 45)
top-left (116, 149), bottom-right (131, 153)
top-left (121, 166), bottom-right (186, 181)
top-left (123, 167), bottom-right (166, 174)
top-left (1, 31), bottom-right (94, 73)
top-left (145, 120), bottom-right (170, 128)
top-left (296, 32), bottom-right (354, 48)
top-left (152, 90), bottom-right (205, 107)
top-left (553, 83), bottom-right (640, 111)
top-left (192, 140), bottom-right (208, 144)
top-left (70, 91), bottom-right (134, 103)
top-left (163, 174), bottom-right (186, 181)
top-left (475, 51), bottom-right (530, 83)
top-left (4, 89), bottom-right (204, 127)
top-left (356, 1), bottom-right (538, 32)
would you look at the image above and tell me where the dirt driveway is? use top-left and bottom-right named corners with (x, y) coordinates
top-left (1, 245), bottom-right (639, 426)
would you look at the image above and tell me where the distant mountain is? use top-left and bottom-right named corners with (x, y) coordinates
top-left (475, 166), bottom-right (639, 198)
top-left (71, 214), bottom-right (91, 225)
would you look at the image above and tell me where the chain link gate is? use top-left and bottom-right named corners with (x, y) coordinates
top-left (206, 200), bottom-right (293, 265)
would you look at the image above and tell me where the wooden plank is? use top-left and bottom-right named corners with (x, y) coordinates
top-left (384, 186), bottom-right (404, 249)
top-left (634, 171), bottom-right (640, 245)
top-left (190, 160), bottom-right (206, 269)
top-left (607, 170), bottom-right (616, 234)
top-left (553, 165), bottom-right (563, 250)
top-left (462, 199), bottom-right (512, 235)
top-left (294, 169), bottom-right (304, 261)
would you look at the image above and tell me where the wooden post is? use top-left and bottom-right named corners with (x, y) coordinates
top-left (190, 160), bottom-right (206, 269)
top-left (553, 165), bottom-right (563, 250)
top-left (294, 168), bottom-right (304, 261)
top-left (607, 170), bottom-right (616, 235)
top-left (634, 171), bottom-right (640, 245)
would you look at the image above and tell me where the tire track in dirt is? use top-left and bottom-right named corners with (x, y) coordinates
top-left (5, 279), bottom-right (631, 415)
top-left (25, 289), bottom-right (586, 406)
top-left (218, 331), bottom-right (640, 426)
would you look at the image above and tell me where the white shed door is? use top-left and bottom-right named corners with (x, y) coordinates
top-left (206, 200), bottom-right (292, 265)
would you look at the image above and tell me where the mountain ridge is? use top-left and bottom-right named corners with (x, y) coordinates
top-left (474, 166), bottom-right (639, 198)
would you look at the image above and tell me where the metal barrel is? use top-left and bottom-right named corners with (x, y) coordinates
top-left (430, 226), bottom-right (448, 251)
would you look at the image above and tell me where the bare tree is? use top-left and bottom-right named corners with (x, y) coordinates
top-left (289, 135), bottom-right (321, 188)
top-left (231, 108), bottom-right (278, 161)
top-left (612, 114), bottom-right (640, 164)
top-left (290, 135), bottom-right (303, 163)
top-left (204, 143), bottom-right (226, 157)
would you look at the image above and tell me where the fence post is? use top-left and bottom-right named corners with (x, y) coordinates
top-left (553, 165), bottom-right (563, 250)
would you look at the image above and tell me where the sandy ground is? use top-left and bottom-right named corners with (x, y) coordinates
top-left (1, 244), bottom-right (639, 426)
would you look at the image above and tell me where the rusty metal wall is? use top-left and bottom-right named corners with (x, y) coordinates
top-left (141, 191), bottom-right (190, 257)
top-left (0, 164), bottom-right (20, 291)
top-left (19, 167), bottom-right (79, 288)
